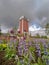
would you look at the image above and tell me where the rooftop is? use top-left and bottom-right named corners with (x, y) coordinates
top-left (19, 16), bottom-right (29, 21)
top-left (19, 16), bottom-right (25, 20)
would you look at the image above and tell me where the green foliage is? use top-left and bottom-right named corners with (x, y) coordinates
top-left (0, 28), bottom-right (2, 36)
top-left (36, 34), bottom-right (40, 38)
top-left (0, 44), bottom-right (4, 51)
top-left (17, 59), bottom-right (22, 65)
top-left (41, 36), bottom-right (47, 39)
top-left (0, 44), bottom-right (7, 51)
top-left (5, 46), bottom-right (16, 60)
top-left (16, 40), bottom-right (19, 46)
top-left (33, 63), bottom-right (38, 65)
top-left (38, 57), bottom-right (43, 65)
top-left (0, 36), bottom-right (49, 65)
top-left (25, 38), bottom-right (29, 43)
top-left (29, 46), bottom-right (36, 62)
top-left (45, 23), bottom-right (49, 35)
top-left (23, 54), bottom-right (30, 65)
top-left (42, 55), bottom-right (48, 65)
top-left (40, 43), bottom-right (44, 51)
top-left (29, 46), bottom-right (35, 52)
top-left (3, 39), bottom-right (7, 44)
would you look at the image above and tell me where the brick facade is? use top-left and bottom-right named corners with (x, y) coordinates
top-left (19, 16), bottom-right (28, 34)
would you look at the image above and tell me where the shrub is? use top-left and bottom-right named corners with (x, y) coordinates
top-left (41, 36), bottom-right (47, 39)
top-left (5, 46), bottom-right (16, 60)
top-left (0, 44), bottom-right (7, 51)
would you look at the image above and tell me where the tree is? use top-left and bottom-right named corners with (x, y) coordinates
top-left (0, 25), bottom-right (2, 35)
top-left (45, 23), bottom-right (49, 35)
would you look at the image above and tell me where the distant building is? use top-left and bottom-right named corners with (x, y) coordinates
top-left (29, 28), bottom-right (47, 36)
top-left (19, 16), bottom-right (29, 34)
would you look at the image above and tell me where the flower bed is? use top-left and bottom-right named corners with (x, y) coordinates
top-left (0, 38), bottom-right (49, 65)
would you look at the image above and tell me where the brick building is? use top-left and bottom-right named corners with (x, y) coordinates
top-left (19, 16), bottom-right (29, 34)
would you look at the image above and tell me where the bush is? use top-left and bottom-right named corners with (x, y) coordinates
top-left (5, 46), bottom-right (16, 60)
top-left (0, 44), bottom-right (7, 51)
top-left (41, 36), bottom-right (47, 39)
top-left (36, 34), bottom-right (40, 38)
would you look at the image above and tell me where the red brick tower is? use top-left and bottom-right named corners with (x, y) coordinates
top-left (19, 16), bottom-right (29, 34)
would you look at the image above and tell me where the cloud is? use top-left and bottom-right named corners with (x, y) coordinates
top-left (0, 0), bottom-right (49, 30)
top-left (29, 24), bottom-right (41, 31)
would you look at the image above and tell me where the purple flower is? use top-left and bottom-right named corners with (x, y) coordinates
top-left (44, 51), bottom-right (48, 55)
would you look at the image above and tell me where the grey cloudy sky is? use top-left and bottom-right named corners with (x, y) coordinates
top-left (0, 0), bottom-right (49, 30)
